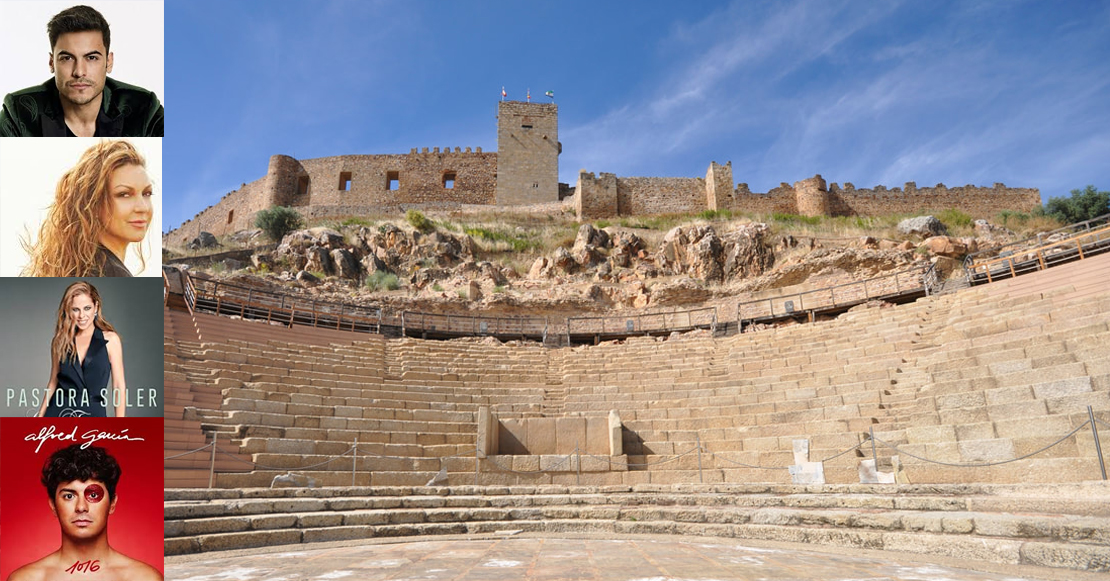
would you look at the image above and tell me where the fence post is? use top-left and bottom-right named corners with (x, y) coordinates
top-left (208, 433), bottom-right (217, 489)
top-left (576, 442), bottom-right (581, 486)
top-left (870, 426), bottom-right (877, 467)
top-left (1090, 406), bottom-right (1107, 481)
top-left (697, 434), bottom-right (704, 484)
top-left (352, 437), bottom-right (358, 487)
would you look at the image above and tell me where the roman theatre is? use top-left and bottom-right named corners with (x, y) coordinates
top-left (164, 102), bottom-right (1110, 580)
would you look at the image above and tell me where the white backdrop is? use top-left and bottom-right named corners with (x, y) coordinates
top-left (0, 1), bottom-right (165, 105)
top-left (0, 137), bottom-right (163, 276)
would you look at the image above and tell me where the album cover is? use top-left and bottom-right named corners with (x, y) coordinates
top-left (0, 417), bottom-right (164, 580)
top-left (0, 277), bottom-right (163, 417)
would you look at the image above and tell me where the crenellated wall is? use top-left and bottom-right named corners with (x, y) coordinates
top-left (166, 148), bottom-right (498, 243)
top-left (166, 98), bottom-right (1044, 247)
top-left (575, 165), bottom-right (1041, 221)
top-left (827, 181), bottom-right (1042, 218)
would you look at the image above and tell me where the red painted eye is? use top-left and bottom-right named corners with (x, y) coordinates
top-left (84, 484), bottom-right (105, 503)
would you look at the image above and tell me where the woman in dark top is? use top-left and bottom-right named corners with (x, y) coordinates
top-left (36, 281), bottom-right (128, 418)
top-left (21, 140), bottom-right (153, 277)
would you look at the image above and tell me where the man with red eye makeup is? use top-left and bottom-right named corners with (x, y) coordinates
top-left (7, 444), bottom-right (161, 581)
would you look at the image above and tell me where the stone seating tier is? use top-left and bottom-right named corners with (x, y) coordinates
top-left (163, 482), bottom-right (1110, 576)
top-left (164, 252), bottom-right (1110, 490)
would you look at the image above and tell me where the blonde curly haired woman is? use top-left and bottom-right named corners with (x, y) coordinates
top-left (36, 281), bottom-right (127, 418)
top-left (22, 139), bottom-right (152, 277)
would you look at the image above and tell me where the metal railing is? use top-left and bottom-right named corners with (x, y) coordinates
top-left (187, 274), bottom-right (385, 333)
top-left (566, 307), bottom-right (718, 342)
top-left (166, 270), bottom-right (721, 344)
top-left (964, 216), bottom-right (1110, 284)
top-left (737, 263), bottom-right (931, 327)
top-left (400, 311), bottom-right (548, 340)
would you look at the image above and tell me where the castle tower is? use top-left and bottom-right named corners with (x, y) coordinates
top-left (496, 101), bottom-right (559, 205)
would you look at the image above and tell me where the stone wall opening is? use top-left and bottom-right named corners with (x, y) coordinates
top-left (442, 171), bottom-right (456, 189)
top-left (387, 171), bottom-right (399, 191)
top-left (338, 171), bottom-right (351, 191)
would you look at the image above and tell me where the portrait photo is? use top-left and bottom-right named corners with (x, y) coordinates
top-left (0, 137), bottom-right (162, 277)
top-left (0, 277), bottom-right (164, 418)
top-left (0, 416), bottom-right (164, 580)
top-left (0, 1), bottom-right (164, 137)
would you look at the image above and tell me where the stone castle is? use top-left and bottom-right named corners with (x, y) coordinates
top-left (165, 100), bottom-right (1041, 244)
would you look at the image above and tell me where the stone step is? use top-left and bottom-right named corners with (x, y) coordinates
top-left (163, 483), bottom-right (1110, 572)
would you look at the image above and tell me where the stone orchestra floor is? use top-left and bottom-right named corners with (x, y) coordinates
top-left (165, 534), bottom-right (1076, 581)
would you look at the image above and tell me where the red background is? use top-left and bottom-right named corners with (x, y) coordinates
top-left (1, 417), bottom-right (163, 579)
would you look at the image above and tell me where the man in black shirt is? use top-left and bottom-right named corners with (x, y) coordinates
top-left (0, 5), bottom-right (163, 137)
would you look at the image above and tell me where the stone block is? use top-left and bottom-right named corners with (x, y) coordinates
top-left (984, 385), bottom-right (1034, 405)
top-left (905, 425), bottom-right (956, 445)
top-left (955, 422), bottom-right (996, 441)
top-left (555, 417), bottom-right (588, 455)
top-left (936, 391), bottom-right (986, 410)
top-left (498, 419), bottom-right (527, 455)
top-left (791, 439), bottom-right (809, 465)
top-left (1032, 377), bottom-right (1093, 400)
top-left (476, 406), bottom-right (496, 458)
top-left (585, 416), bottom-right (608, 455)
top-left (958, 438), bottom-right (1015, 463)
top-left (528, 418), bottom-right (557, 455)
top-left (857, 459), bottom-right (894, 484)
top-left (788, 462), bottom-right (825, 485)
top-left (608, 411), bottom-right (626, 457)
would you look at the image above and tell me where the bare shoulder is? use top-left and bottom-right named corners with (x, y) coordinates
top-left (110, 552), bottom-right (163, 581)
top-left (7, 553), bottom-right (55, 581)
top-left (103, 330), bottom-right (120, 344)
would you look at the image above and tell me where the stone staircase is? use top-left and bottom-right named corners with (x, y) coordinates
top-left (164, 481), bottom-right (1110, 575)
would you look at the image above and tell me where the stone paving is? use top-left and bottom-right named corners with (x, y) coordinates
top-left (167, 536), bottom-right (1051, 581)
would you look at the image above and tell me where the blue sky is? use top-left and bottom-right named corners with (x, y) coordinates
top-left (165, 0), bottom-right (1110, 231)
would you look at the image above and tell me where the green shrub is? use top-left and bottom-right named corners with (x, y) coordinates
top-left (936, 208), bottom-right (972, 229)
top-left (697, 209), bottom-right (735, 221)
top-left (594, 220), bottom-right (612, 229)
top-left (254, 206), bottom-right (306, 241)
top-left (493, 285), bottom-right (505, 294)
top-left (340, 217), bottom-right (375, 228)
top-left (1045, 185), bottom-right (1110, 224)
top-left (365, 271), bottom-right (400, 291)
top-left (771, 212), bottom-right (821, 225)
top-left (432, 282), bottom-right (444, 292)
top-left (464, 227), bottom-right (537, 252)
top-left (406, 209), bottom-right (435, 233)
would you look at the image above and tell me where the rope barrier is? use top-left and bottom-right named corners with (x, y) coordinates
top-left (818, 440), bottom-right (867, 463)
top-left (703, 449), bottom-right (786, 470)
top-left (580, 446), bottom-right (702, 468)
top-left (163, 442), bottom-right (214, 460)
top-left (215, 445), bottom-right (355, 471)
top-left (208, 443), bottom-right (480, 472)
top-left (871, 421), bottom-right (1089, 468)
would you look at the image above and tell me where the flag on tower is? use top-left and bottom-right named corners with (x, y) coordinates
top-left (526, 89), bottom-right (531, 102)
top-left (501, 86), bottom-right (506, 100)
top-left (545, 90), bottom-right (554, 101)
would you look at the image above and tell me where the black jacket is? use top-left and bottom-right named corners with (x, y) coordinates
top-left (0, 77), bottom-right (163, 137)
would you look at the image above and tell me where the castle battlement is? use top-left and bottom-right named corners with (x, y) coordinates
top-left (165, 100), bottom-right (1039, 246)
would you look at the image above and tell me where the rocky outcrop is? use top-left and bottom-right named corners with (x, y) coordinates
top-left (657, 224), bottom-right (773, 283)
top-left (897, 216), bottom-right (947, 238)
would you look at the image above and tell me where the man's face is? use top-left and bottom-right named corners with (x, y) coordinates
top-left (50, 479), bottom-right (116, 541)
top-left (50, 30), bottom-right (113, 107)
